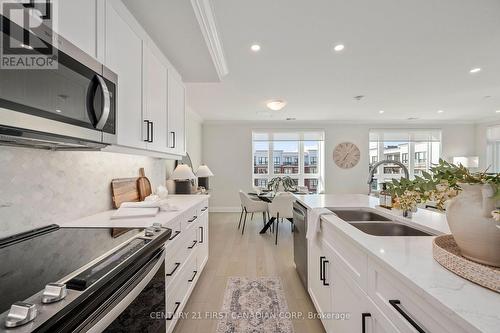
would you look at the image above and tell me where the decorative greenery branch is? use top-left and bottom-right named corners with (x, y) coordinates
top-left (267, 176), bottom-right (297, 192)
top-left (386, 159), bottom-right (500, 211)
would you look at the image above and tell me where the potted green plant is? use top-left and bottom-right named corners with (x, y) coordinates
top-left (387, 159), bottom-right (500, 267)
top-left (267, 176), bottom-right (297, 193)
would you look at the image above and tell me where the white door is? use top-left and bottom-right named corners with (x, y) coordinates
top-left (143, 43), bottom-right (168, 152)
top-left (331, 258), bottom-right (399, 333)
top-left (105, 2), bottom-right (145, 149)
top-left (52, 0), bottom-right (97, 58)
top-left (167, 72), bottom-right (186, 154)
top-left (308, 238), bottom-right (333, 331)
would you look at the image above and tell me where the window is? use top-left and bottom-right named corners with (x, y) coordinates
top-left (252, 131), bottom-right (325, 193)
top-left (369, 129), bottom-right (441, 191)
top-left (487, 126), bottom-right (500, 172)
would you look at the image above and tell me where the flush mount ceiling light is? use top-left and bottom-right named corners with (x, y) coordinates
top-left (469, 67), bottom-right (481, 74)
top-left (250, 44), bottom-right (261, 52)
top-left (266, 99), bottom-right (287, 111)
top-left (333, 44), bottom-right (345, 52)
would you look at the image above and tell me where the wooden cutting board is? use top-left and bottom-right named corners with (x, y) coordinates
top-left (137, 168), bottom-right (152, 201)
top-left (111, 177), bottom-right (140, 209)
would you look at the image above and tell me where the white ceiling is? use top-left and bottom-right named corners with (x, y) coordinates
top-left (122, 0), bottom-right (219, 82)
top-left (186, 0), bottom-right (500, 122)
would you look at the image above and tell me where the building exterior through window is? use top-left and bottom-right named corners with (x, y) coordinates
top-left (368, 129), bottom-right (441, 191)
top-left (252, 131), bottom-right (325, 193)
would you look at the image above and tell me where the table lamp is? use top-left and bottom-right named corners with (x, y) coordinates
top-left (170, 164), bottom-right (196, 194)
top-left (196, 165), bottom-right (214, 190)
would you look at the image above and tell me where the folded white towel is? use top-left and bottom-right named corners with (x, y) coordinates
top-left (306, 208), bottom-right (335, 240)
top-left (119, 199), bottom-right (178, 212)
top-left (111, 207), bottom-right (159, 219)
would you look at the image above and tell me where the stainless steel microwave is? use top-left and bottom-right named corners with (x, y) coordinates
top-left (0, 13), bottom-right (117, 150)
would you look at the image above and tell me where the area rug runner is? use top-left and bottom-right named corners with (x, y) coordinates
top-left (216, 277), bottom-right (294, 333)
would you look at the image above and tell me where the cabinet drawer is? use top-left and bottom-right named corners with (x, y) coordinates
top-left (182, 210), bottom-right (199, 231)
top-left (322, 221), bottom-right (368, 290)
top-left (165, 235), bottom-right (186, 285)
top-left (165, 276), bottom-right (187, 330)
top-left (368, 260), bottom-right (468, 333)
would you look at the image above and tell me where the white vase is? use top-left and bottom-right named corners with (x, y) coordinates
top-left (446, 183), bottom-right (500, 267)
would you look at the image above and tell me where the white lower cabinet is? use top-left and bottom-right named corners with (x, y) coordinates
top-left (309, 217), bottom-right (470, 333)
top-left (165, 199), bottom-right (209, 333)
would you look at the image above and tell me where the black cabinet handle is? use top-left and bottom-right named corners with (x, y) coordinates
top-left (166, 262), bottom-right (181, 276)
top-left (201, 207), bottom-right (208, 212)
top-left (319, 256), bottom-right (325, 282)
top-left (199, 226), bottom-right (204, 243)
top-left (389, 300), bottom-right (427, 333)
top-left (143, 120), bottom-right (150, 142)
top-left (169, 230), bottom-right (181, 241)
top-left (188, 240), bottom-right (197, 249)
top-left (321, 258), bottom-right (330, 286)
top-left (166, 302), bottom-right (181, 320)
top-left (188, 216), bottom-right (197, 223)
top-left (173, 131), bottom-right (176, 148)
top-left (169, 131), bottom-right (176, 148)
top-left (362, 313), bottom-right (371, 333)
top-left (149, 121), bottom-right (154, 142)
top-left (188, 270), bottom-right (198, 282)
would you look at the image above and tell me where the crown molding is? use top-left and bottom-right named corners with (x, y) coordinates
top-left (190, 0), bottom-right (229, 80)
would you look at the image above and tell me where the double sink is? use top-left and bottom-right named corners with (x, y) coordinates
top-left (328, 209), bottom-right (433, 236)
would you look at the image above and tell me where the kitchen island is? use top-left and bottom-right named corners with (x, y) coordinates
top-left (294, 194), bottom-right (500, 333)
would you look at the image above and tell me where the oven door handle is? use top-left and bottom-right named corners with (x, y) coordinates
top-left (80, 249), bottom-right (166, 333)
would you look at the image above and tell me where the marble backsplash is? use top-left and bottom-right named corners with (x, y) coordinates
top-left (0, 146), bottom-right (174, 237)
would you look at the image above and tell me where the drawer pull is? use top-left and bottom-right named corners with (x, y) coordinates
top-left (362, 313), bottom-right (371, 333)
top-left (188, 270), bottom-right (198, 282)
top-left (319, 256), bottom-right (330, 286)
top-left (389, 300), bottom-right (427, 333)
top-left (188, 240), bottom-right (197, 249)
top-left (166, 301), bottom-right (181, 320)
top-left (187, 216), bottom-right (197, 223)
top-left (166, 262), bottom-right (181, 276)
top-left (169, 230), bottom-right (181, 241)
top-left (199, 226), bottom-right (204, 243)
top-left (201, 207), bottom-right (208, 212)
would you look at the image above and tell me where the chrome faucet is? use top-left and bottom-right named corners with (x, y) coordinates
top-left (367, 159), bottom-right (409, 195)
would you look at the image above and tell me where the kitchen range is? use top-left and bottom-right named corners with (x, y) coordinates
top-left (0, 223), bottom-right (171, 332)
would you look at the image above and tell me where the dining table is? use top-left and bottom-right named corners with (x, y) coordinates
top-left (249, 191), bottom-right (297, 234)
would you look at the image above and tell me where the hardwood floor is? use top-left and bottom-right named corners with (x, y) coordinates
top-left (173, 212), bottom-right (325, 333)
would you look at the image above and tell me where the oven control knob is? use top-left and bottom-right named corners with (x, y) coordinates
top-left (145, 227), bottom-right (155, 237)
top-left (41, 283), bottom-right (67, 304)
top-left (152, 223), bottom-right (162, 231)
top-left (4, 302), bottom-right (37, 328)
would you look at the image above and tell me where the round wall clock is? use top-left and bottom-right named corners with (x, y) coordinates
top-left (333, 142), bottom-right (361, 169)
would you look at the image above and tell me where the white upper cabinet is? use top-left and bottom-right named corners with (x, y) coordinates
top-left (53, 0), bottom-right (97, 58)
top-left (143, 43), bottom-right (168, 152)
top-left (104, 1), bottom-right (145, 150)
top-left (168, 73), bottom-right (186, 155)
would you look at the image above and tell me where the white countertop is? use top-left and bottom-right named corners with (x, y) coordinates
top-left (61, 195), bottom-right (208, 228)
top-left (294, 194), bottom-right (500, 333)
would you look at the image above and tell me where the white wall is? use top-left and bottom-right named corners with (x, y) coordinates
top-left (203, 121), bottom-right (478, 210)
top-left (185, 108), bottom-right (204, 170)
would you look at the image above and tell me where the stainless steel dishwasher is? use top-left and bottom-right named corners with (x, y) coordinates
top-left (293, 201), bottom-right (308, 288)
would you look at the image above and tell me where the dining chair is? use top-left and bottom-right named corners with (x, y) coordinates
top-left (267, 192), bottom-right (295, 245)
top-left (238, 191), bottom-right (269, 235)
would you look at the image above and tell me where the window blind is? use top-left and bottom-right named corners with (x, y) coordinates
top-left (252, 130), bottom-right (325, 141)
top-left (487, 125), bottom-right (500, 142)
top-left (369, 129), bottom-right (441, 142)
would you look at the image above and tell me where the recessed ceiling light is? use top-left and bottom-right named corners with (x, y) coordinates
top-left (469, 67), bottom-right (481, 74)
top-left (250, 44), bottom-right (261, 52)
top-left (333, 44), bottom-right (345, 52)
top-left (20, 43), bottom-right (33, 50)
top-left (266, 99), bottom-right (287, 111)
top-left (379, 110), bottom-right (385, 114)
top-left (55, 109), bottom-right (62, 113)
top-left (437, 110), bottom-right (444, 113)
top-left (496, 110), bottom-right (500, 113)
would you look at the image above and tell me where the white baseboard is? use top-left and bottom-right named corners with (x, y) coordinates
top-left (210, 206), bottom-right (241, 213)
